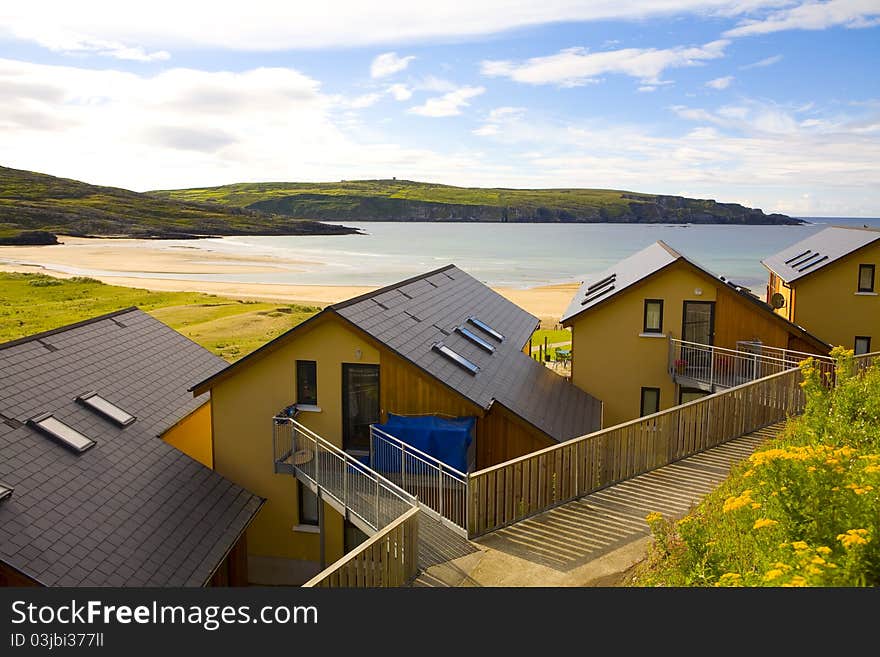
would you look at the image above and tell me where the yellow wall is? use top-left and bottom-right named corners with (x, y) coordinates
top-left (790, 243), bottom-right (880, 350)
top-left (162, 401), bottom-right (213, 468)
top-left (568, 262), bottom-right (715, 427)
top-left (767, 271), bottom-right (795, 322)
top-left (566, 260), bottom-right (822, 427)
top-left (210, 315), bottom-right (380, 575)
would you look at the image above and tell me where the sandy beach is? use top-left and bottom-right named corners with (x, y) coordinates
top-left (0, 237), bottom-right (580, 324)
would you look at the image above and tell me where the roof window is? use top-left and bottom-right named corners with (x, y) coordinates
top-left (28, 414), bottom-right (96, 453)
top-left (76, 392), bottom-right (136, 427)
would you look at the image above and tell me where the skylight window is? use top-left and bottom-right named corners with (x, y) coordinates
top-left (433, 343), bottom-right (479, 375)
top-left (791, 252), bottom-right (822, 269)
top-left (455, 325), bottom-right (495, 353)
top-left (784, 250), bottom-right (812, 265)
top-left (28, 414), bottom-right (96, 453)
top-left (466, 317), bottom-right (504, 342)
top-left (76, 392), bottom-right (135, 427)
top-left (0, 482), bottom-right (12, 502)
top-left (587, 273), bottom-right (616, 292)
top-left (581, 284), bottom-right (615, 306)
top-left (798, 255), bottom-right (829, 272)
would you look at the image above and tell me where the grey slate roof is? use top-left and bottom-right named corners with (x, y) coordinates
top-left (561, 241), bottom-right (830, 350)
top-left (562, 242), bottom-right (682, 323)
top-left (761, 226), bottom-right (880, 283)
top-left (332, 265), bottom-right (602, 442)
top-left (0, 308), bottom-right (263, 587)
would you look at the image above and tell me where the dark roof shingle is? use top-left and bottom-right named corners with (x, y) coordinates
top-left (333, 266), bottom-right (602, 441)
top-left (0, 308), bottom-right (263, 587)
top-left (762, 226), bottom-right (880, 283)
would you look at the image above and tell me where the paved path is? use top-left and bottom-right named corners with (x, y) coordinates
top-left (412, 422), bottom-right (780, 586)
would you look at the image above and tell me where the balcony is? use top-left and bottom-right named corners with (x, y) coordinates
top-left (668, 338), bottom-right (832, 392)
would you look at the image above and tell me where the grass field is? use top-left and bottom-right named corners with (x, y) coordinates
top-left (0, 273), bottom-right (319, 361)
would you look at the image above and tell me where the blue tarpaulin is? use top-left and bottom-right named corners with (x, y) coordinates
top-left (373, 414), bottom-right (474, 473)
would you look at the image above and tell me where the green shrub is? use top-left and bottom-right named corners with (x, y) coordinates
top-left (634, 349), bottom-right (880, 587)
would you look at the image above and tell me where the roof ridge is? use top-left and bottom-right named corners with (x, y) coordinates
top-left (330, 264), bottom-right (457, 310)
top-left (0, 307), bottom-right (140, 352)
top-left (656, 240), bottom-right (683, 258)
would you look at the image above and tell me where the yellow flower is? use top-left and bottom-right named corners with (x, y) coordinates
top-left (846, 483), bottom-right (874, 495)
top-left (764, 569), bottom-right (783, 582)
top-left (753, 518), bottom-right (778, 530)
top-left (807, 466), bottom-right (817, 473)
top-left (645, 511), bottom-right (663, 523)
top-left (811, 556), bottom-right (826, 565)
top-left (831, 486), bottom-right (840, 492)
top-left (715, 573), bottom-right (742, 587)
top-left (837, 529), bottom-right (871, 549)
top-left (783, 575), bottom-right (808, 587)
top-left (792, 541), bottom-right (809, 551)
top-left (865, 464), bottom-right (880, 474)
top-left (722, 494), bottom-right (752, 513)
top-left (816, 546), bottom-right (832, 555)
top-left (751, 502), bottom-right (762, 510)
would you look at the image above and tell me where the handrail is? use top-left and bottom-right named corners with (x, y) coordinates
top-left (371, 425), bottom-right (467, 479)
top-left (672, 337), bottom-right (798, 366)
top-left (370, 425), bottom-right (468, 533)
top-left (735, 341), bottom-right (834, 363)
top-left (274, 416), bottom-right (416, 507)
top-left (302, 506), bottom-right (419, 588)
top-left (469, 366), bottom-right (799, 479)
top-left (466, 366), bottom-right (805, 536)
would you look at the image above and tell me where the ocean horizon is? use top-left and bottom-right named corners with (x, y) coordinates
top-left (3, 216), bottom-right (878, 291)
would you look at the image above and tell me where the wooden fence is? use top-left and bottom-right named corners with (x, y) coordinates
top-left (302, 507), bottom-right (419, 587)
top-left (467, 367), bottom-right (806, 537)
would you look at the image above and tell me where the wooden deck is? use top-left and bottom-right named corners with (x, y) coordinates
top-left (413, 423), bottom-right (780, 585)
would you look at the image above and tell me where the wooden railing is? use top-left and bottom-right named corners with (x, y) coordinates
top-left (302, 507), bottom-right (420, 587)
top-left (467, 367), bottom-right (806, 537)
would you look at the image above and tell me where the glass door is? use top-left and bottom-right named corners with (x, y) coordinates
top-left (682, 301), bottom-right (715, 345)
top-left (342, 364), bottom-right (380, 455)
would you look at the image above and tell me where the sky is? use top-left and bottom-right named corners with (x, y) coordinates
top-left (0, 1), bottom-right (879, 216)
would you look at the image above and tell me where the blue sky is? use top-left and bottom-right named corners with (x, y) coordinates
top-left (0, 1), bottom-right (878, 215)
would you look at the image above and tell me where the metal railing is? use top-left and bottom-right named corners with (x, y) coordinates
top-left (273, 417), bottom-right (416, 533)
top-left (370, 425), bottom-right (468, 534)
top-left (668, 338), bottom-right (833, 391)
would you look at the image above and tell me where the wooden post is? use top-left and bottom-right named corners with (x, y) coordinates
top-left (544, 336), bottom-right (549, 362)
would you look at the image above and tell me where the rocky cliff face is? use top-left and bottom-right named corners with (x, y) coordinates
top-left (248, 193), bottom-right (801, 225)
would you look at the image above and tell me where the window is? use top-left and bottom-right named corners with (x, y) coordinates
top-left (76, 392), bottom-right (135, 426)
top-left (298, 481), bottom-right (319, 526)
top-left (855, 336), bottom-right (871, 356)
top-left (466, 316), bottom-right (504, 342)
top-left (640, 388), bottom-right (661, 417)
top-left (455, 325), bottom-right (495, 353)
top-left (28, 414), bottom-right (95, 453)
top-left (296, 360), bottom-right (318, 406)
top-left (858, 264), bottom-right (875, 293)
top-left (0, 482), bottom-right (12, 502)
top-left (643, 299), bottom-right (664, 334)
top-left (432, 343), bottom-right (479, 375)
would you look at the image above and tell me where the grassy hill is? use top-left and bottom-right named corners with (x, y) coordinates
top-left (0, 272), bottom-right (319, 361)
top-left (0, 165), bottom-right (358, 245)
top-left (150, 179), bottom-right (800, 225)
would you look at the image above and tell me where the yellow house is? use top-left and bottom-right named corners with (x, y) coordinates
top-left (762, 226), bottom-right (880, 353)
top-left (562, 241), bottom-right (830, 427)
top-left (190, 265), bottom-right (601, 584)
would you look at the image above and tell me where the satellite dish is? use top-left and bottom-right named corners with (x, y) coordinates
top-left (770, 292), bottom-right (786, 309)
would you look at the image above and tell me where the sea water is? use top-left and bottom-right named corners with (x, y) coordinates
top-left (8, 217), bottom-right (880, 290)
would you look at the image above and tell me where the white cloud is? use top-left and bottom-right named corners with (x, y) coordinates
top-left (370, 52), bottom-right (415, 78)
top-left (740, 54), bottom-right (783, 69)
top-left (473, 124), bottom-right (500, 136)
top-left (725, 0), bottom-right (880, 37)
top-left (481, 40), bottom-right (729, 86)
top-left (473, 106), bottom-right (526, 136)
top-left (0, 2), bottom-right (795, 52)
top-left (346, 92), bottom-right (383, 108)
top-left (388, 83), bottom-right (413, 101)
top-left (638, 85), bottom-right (658, 92)
top-left (0, 58), bottom-right (508, 190)
top-left (706, 75), bottom-right (734, 89)
top-left (409, 86), bottom-right (485, 117)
